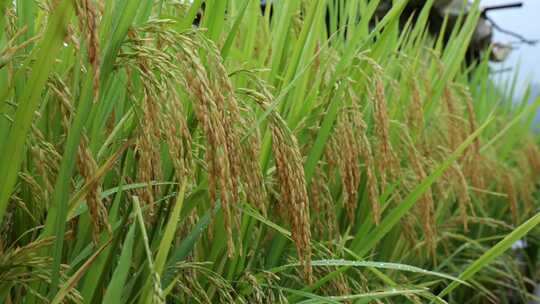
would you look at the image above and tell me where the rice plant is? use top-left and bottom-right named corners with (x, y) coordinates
top-left (1, 0), bottom-right (540, 303)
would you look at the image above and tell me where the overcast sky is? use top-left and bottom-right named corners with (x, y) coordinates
top-left (480, 0), bottom-right (540, 99)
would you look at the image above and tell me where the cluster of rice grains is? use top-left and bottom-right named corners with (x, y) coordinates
top-left (400, 76), bottom-right (540, 256)
top-left (120, 21), bottom-right (273, 261)
top-left (399, 81), bottom-right (479, 255)
top-left (323, 58), bottom-right (540, 259)
top-left (76, 135), bottom-right (111, 243)
top-left (16, 17), bottom-right (540, 291)
top-left (242, 88), bottom-right (313, 282)
top-left (502, 140), bottom-right (540, 224)
top-left (75, 0), bottom-right (101, 99)
top-left (329, 101), bottom-right (380, 227)
top-left (517, 141), bottom-right (540, 215)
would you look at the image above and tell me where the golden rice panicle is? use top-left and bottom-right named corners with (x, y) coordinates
top-left (525, 140), bottom-right (540, 175)
top-left (174, 35), bottom-right (240, 256)
top-left (312, 258), bottom-right (351, 298)
top-left (364, 139), bottom-right (381, 225)
top-left (48, 76), bottom-right (75, 134)
top-left (136, 89), bottom-right (163, 218)
top-left (232, 84), bottom-right (277, 215)
top-left (76, 136), bottom-right (110, 243)
top-left (206, 37), bottom-right (265, 223)
top-left (310, 169), bottom-right (324, 239)
top-left (324, 130), bottom-right (340, 184)
top-left (503, 171), bottom-right (518, 225)
top-left (120, 30), bottom-right (176, 219)
top-left (200, 32), bottom-right (249, 241)
top-left (442, 86), bottom-right (465, 151)
top-left (436, 161), bottom-right (453, 202)
top-left (402, 214), bottom-right (419, 249)
top-left (159, 86), bottom-right (192, 183)
top-left (516, 140), bottom-right (540, 215)
top-left (516, 154), bottom-right (534, 216)
top-left (371, 76), bottom-right (395, 191)
top-left (210, 109), bottom-right (240, 255)
top-left (352, 111), bottom-right (381, 226)
top-left (248, 93), bottom-right (312, 282)
top-left (160, 111), bottom-right (191, 183)
top-left (334, 273), bottom-right (352, 299)
top-left (334, 109), bottom-right (362, 224)
top-left (407, 79), bottom-right (424, 133)
top-left (182, 68), bottom-right (224, 235)
top-left (76, 0), bottom-right (101, 100)
top-left (453, 164), bottom-right (472, 232)
top-left (407, 145), bottom-right (436, 256)
top-left (457, 86), bottom-right (486, 198)
top-left (311, 166), bottom-right (337, 240)
top-left (458, 85), bottom-right (480, 152)
top-left (240, 126), bottom-right (268, 215)
top-left (271, 125), bottom-right (312, 282)
top-left (29, 145), bottom-right (52, 200)
top-left (229, 78), bottom-right (270, 215)
top-left (230, 102), bottom-right (268, 215)
top-left (29, 127), bottom-right (62, 199)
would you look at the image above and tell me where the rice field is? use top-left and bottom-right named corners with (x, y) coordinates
top-left (1, 0), bottom-right (540, 303)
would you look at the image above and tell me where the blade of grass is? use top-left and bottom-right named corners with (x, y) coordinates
top-left (139, 180), bottom-right (188, 301)
top-left (438, 211), bottom-right (540, 298)
top-left (0, 0), bottom-right (73, 224)
top-left (50, 238), bottom-right (112, 304)
top-left (297, 288), bottom-right (443, 304)
top-left (102, 222), bottom-right (136, 304)
top-left (133, 196), bottom-right (163, 304)
top-left (221, 0), bottom-right (250, 60)
top-left (162, 202), bottom-right (221, 288)
top-left (43, 1), bottom-right (142, 296)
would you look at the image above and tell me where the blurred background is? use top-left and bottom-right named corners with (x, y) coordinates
top-left (480, 4), bottom-right (540, 299)
top-left (481, 0), bottom-right (539, 102)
